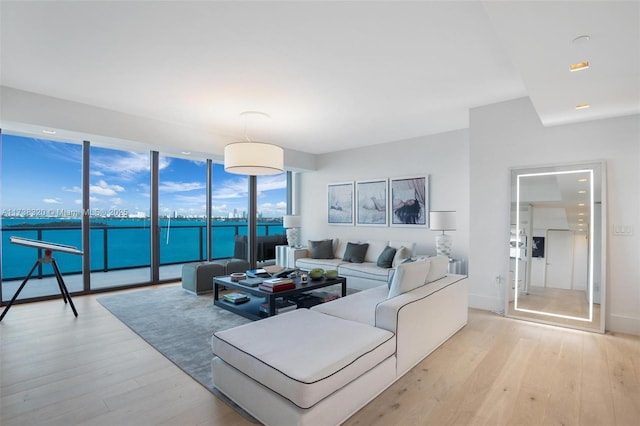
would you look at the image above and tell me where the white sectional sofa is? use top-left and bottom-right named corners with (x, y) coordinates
top-left (295, 238), bottom-right (416, 290)
top-left (211, 256), bottom-right (468, 426)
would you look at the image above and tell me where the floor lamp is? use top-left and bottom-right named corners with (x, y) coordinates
top-left (429, 211), bottom-right (456, 258)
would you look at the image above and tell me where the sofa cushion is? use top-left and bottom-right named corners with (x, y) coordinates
top-left (426, 255), bottom-right (449, 283)
top-left (296, 257), bottom-right (344, 271)
top-left (338, 262), bottom-right (393, 282)
top-left (342, 242), bottom-right (369, 263)
top-left (388, 259), bottom-right (431, 298)
top-left (212, 309), bottom-right (395, 409)
top-left (376, 274), bottom-right (466, 333)
top-left (312, 285), bottom-right (389, 326)
top-left (364, 240), bottom-right (389, 263)
top-left (376, 246), bottom-right (397, 268)
top-left (392, 246), bottom-right (412, 267)
top-left (308, 239), bottom-right (334, 259)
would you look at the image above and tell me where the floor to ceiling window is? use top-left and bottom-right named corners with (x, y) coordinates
top-left (1, 132), bottom-right (291, 305)
top-left (158, 155), bottom-right (207, 280)
top-left (88, 145), bottom-right (151, 289)
top-left (1, 134), bottom-right (83, 301)
top-left (211, 163), bottom-right (249, 260)
top-left (207, 166), bottom-right (289, 266)
top-left (255, 172), bottom-right (288, 262)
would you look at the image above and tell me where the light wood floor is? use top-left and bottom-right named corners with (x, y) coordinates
top-left (1, 285), bottom-right (639, 426)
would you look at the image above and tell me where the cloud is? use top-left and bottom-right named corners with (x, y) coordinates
top-left (91, 152), bottom-right (170, 180)
top-left (257, 174), bottom-right (287, 192)
top-left (173, 194), bottom-right (207, 204)
top-left (90, 180), bottom-right (125, 196)
top-left (259, 201), bottom-right (287, 217)
top-left (159, 181), bottom-right (205, 193)
top-left (90, 170), bottom-right (104, 176)
top-left (43, 198), bottom-right (62, 204)
top-left (63, 186), bottom-right (82, 193)
top-left (212, 176), bottom-right (249, 200)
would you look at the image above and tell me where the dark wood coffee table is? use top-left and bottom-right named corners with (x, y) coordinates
top-left (213, 275), bottom-right (347, 320)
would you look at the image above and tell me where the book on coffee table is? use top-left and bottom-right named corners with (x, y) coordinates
top-left (246, 268), bottom-right (270, 278)
top-left (222, 292), bottom-right (250, 304)
top-left (259, 278), bottom-right (295, 292)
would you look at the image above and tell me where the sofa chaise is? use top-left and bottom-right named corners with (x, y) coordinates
top-left (295, 238), bottom-right (416, 290)
top-left (211, 256), bottom-right (468, 425)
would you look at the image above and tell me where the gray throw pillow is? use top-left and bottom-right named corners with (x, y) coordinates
top-left (343, 242), bottom-right (369, 263)
top-left (376, 246), bottom-right (397, 268)
top-left (308, 239), bottom-right (334, 259)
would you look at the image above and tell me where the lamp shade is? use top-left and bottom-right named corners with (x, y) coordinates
top-left (224, 142), bottom-right (284, 175)
top-left (429, 211), bottom-right (456, 231)
top-left (283, 215), bottom-right (301, 229)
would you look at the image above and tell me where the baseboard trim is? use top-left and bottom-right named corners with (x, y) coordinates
top-left (468, 293), bottom-right (502, 313)
top-left (607, 313), bottom-right (640, 336)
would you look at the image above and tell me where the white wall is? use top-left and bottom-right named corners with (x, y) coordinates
top-left (469, 97), bottom-right (640, 335)
top-left (299, 129), bottom-right (470, 266)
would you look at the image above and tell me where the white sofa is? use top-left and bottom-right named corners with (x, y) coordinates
top-left (211, 256), bottom-right (468, 426)
top-left (295, 238), bottom-right (416, 290)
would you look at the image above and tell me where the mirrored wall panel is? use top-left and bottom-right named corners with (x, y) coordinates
top-left (506, 161), bottom-right (606, 333)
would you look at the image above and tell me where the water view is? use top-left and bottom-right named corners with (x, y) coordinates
top-left (1, 217), bottom-right (284, 280)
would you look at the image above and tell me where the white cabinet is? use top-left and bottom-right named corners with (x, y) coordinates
top-left (276, 246), bottom-right (308, 268)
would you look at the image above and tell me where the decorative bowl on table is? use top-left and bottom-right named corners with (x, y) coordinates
top-left (325, 269), bottom-right (338, 279)
top-left (230, 272), bottom-right (246, 282)
top-left (309, 268), bottom-right (325, 280)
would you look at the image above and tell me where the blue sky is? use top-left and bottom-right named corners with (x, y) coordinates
top-left (1, 134), bottom-right (287, 218)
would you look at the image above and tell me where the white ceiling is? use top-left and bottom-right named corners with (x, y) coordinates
top-left (1, 1), bottom-right (638, 156)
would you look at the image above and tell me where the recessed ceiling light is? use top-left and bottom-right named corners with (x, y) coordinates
top-left (578, 203), bottom-right (585, 207)
top-left (181, 151), bottom-right (191, 155)
top-left (579, 218), bottom-right (584, 222)
top-left (579, 212), bottom-right (585, 216)
top-left (576, 103), bottom-right (590, 110)
top-left (570, 61), bottom-right (590, 72)
top-left (578, 178), bottom-right (587, 182)
top-left (578, 190), bottom-right (587, 194)
top-left (42, 129), bottom-right (57, 135)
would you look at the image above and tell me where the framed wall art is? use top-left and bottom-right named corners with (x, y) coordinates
top-left (327, 182), bottom-right (354, 225)
top-left (390, 176), bottom-right (429, 227)
top-left (356, 178), bottom-right (388, 226)
top-left (532, 236), bottom-right (545, 258)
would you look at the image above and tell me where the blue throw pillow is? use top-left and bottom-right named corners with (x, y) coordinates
top-left (376, 246), bottom-right (397, 268)
top-left (342, 242), bottom-right (369, 263)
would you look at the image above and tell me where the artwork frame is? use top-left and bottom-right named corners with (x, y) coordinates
top-left (327, 182), bottom-right (354, 225)
top-left (532, 236), bottom-right (545, 258)
top-left (389, 175), bottom-right (429, 227)
top-left (356, 178), bottom-right (388, 226)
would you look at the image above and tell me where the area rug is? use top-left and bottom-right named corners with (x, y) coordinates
top-left (97, 285), bottom-right (256, 419)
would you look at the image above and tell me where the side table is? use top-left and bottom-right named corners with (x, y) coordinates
top-left (448, 258), bottom-right (465, 274)
top-left (275, 245), bottom-right (308, 268)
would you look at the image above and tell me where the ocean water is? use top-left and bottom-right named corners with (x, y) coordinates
top-left (0, 218), bottom-right (284, 280)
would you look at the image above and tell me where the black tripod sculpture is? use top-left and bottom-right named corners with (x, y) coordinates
top-left (1, 237), bottom-right (82, 321)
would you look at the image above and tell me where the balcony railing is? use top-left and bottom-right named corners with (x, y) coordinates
top-left (1, 222), bottom-right (283, 281)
